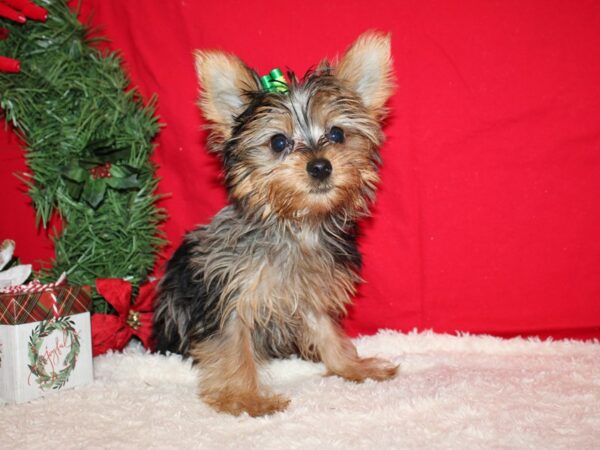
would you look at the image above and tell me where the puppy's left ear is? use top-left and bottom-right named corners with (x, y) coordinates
top-left (335, 31), bottom-right (394, 118)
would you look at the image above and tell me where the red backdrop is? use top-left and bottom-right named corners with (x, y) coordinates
top-left (1, 0), bottom-right (599, 339)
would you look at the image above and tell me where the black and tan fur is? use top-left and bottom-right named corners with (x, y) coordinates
top-left (153, 32), bottom-right (397, 416)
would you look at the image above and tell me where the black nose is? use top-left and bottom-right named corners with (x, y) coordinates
top-left (306, 158), bottom-right (332, 181)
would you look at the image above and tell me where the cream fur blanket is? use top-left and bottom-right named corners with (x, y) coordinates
top-left (1, 330), bottom-right (599, 449)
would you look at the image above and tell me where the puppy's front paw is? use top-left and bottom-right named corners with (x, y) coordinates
top-left (203, 391), bottom-right (290, 417)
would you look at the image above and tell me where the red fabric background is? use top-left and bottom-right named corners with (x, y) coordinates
top-left (1, 0), bottom-right (599, 339)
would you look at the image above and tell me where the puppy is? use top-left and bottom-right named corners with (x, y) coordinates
top-left (153, 31), bottom-right (397, 416)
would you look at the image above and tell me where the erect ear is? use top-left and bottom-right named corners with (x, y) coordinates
top-left (335, 31), bottom-right (394, 117)
top-left (193, 50), bottom-right (260, 135)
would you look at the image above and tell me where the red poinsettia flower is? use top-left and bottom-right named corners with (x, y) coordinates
top-left (91, 278), bottom-right (157, 356)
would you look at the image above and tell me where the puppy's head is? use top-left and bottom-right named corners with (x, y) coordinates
top-left (194, 31), bottom-right (394, 223)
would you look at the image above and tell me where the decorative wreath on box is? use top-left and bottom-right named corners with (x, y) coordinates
top-left (27, 316), bottom-right (81, 390)
top-left (0, 0), bottom-right (165, 315)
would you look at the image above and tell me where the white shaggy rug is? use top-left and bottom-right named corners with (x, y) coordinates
top-left (1, 330), bottom-right (599, 449)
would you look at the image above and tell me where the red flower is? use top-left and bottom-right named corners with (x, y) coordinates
top-left (91, 278), bottom-right (156, 356)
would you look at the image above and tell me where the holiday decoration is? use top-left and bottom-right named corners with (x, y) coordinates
top-left (61, 158), bottom-right (142, 209)
top-left (91, 278), bottom-right (156, 356)
top-left (0, 273), bottom-right (88, 323)
top-left (0, 275), bottom-right (92, 404)
top-left (0, 239), bottom-right (31, 289)
top-left (0, 0), bottom-right (47, 72)
top-left (260, 68), bottom-right (288, 93)
top-left (27, 316), bottom-right (80, 390)
top-left (0, 0), bottom-right (165, 313)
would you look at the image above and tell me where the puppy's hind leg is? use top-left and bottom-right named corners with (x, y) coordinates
top-left (304, 312), bottom-right (398, 383)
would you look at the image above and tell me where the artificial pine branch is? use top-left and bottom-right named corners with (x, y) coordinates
top-left (0, 0), bottom-right (165, 312)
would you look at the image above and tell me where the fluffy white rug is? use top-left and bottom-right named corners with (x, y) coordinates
top-left (1, 330), bottom-right (599, 449)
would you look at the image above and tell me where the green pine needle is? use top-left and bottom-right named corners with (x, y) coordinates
top-left (0, 0), bottom-right (166, 313)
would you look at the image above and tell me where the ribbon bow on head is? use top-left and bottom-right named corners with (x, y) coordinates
top-left (91, 278), bottom-right (157, 356)
top-left (260, 68), bottom-right (288, 94)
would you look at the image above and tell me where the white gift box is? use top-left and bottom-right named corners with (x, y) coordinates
top-left (0, 285), bottom-right (93, 404)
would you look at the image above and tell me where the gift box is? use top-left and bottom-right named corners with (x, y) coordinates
top-left (0, 283), bottom-right (93, 404)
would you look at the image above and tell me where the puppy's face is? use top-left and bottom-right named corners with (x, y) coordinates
top-left (194, 32), bottom-right (394, 222)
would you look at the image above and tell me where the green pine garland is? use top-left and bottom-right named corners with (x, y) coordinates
top-left (0, 0), bottom-right (165, 312)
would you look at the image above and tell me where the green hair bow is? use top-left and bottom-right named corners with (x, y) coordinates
top-left (260, 68), bottom-right (288, 94)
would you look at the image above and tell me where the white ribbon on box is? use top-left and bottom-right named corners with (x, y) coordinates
top-left (0, 240), bottom-right (32, 291)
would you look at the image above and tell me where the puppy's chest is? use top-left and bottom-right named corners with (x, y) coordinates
top-left (260, 232), bottom-right (338, 300)
top-left (250, 232), bottom-right (357, 358)
top-left (237, 227), bottom-right (352, 316)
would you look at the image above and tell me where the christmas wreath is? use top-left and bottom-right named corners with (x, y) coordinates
top-left (27, 316), bottom-right (80, 390)
top-left (0, 0), bottom-right (165, 313)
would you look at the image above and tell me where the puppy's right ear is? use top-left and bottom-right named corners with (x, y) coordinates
top-left (194, 50), bottom-right (260, 138)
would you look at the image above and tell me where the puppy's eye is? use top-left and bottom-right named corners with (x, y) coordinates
top-left (328, 126), bottom-right (344, 144)
top-left (270, 134), bottom-right (289, 153)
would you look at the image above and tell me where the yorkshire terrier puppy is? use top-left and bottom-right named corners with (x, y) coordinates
top-left (153, 31), bottom-right (397, 416)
